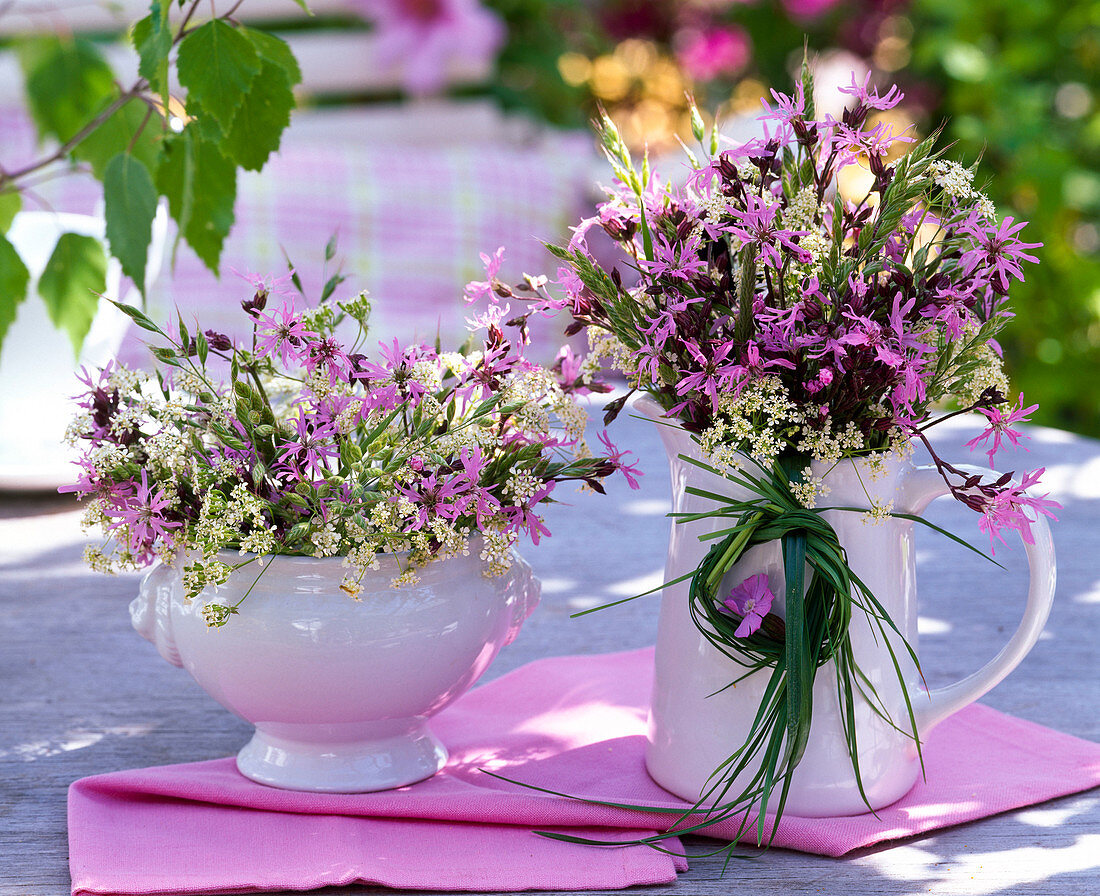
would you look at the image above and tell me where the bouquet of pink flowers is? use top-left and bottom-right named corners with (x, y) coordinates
top-left (492, 70), bottom-right (1055, 548)
top-left (64, 275), bottom-right (638, 626)
top-left (473, 63), bottom-right (1059, 843)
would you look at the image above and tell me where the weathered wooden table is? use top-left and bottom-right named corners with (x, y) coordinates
top-left (2, 409), bottom-right (1098, 895)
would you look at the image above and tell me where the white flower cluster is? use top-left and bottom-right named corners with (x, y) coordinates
top-left (183, 557), bottom-right (232, 601)
top-left (479, 525), bottom-right (517, 577)
top-left (790, 468), bottom-right (830, 509)
top-left (702, 377), bottom-right (806, 471)
top-left (410, 359), bottom-right (444, 395)
top-left (958, 342), bottom-right (1010, 406)
top-left (796, 418), bottom-right (866, 464)
top-left (587, 326), bottom-right (638, 381)
top-left (928, 160), bottom-right (975, 198)
top-left (927, 160), bottom-right (996, 219)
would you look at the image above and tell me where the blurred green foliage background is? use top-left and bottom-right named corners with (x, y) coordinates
top-left (906, 0), bottom-right (1100, 436)
top-left (7, 0), bottom-right (1094, 434)
top-left (480, 0), bottom-right (1100, 436)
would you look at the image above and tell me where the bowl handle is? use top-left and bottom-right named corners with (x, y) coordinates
top-left (129, 563), bottom-right (184, 667)
top-left (504, 553), bottom-right (541, 645)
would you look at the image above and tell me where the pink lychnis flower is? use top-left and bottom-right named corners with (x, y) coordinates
top-left (722, 193), bottom-right (811, 269)
top-left (463, 246), bottom-right (506, 305)
top-left (838, 71), bottom-right (904, 111)
top-left (967, 393), bottom-right (1039, 465)
top-left (503, 482), bottom-right (555, 545)
top-left (976, 469), bottom-right (1060, 555)
top-left (959, 215), bottom-right (1043, 295)
top-left (102, 470), bottom-right (181, 563)
top-left (275, 410), bottom-right (341, 479)
top-left (597, 430), bottom-right (643, 490)
top-left (232, 267), bottom-right (297, 299)
top-left (394, 471), bottom-right (470, 530)
top-left (253, 305), bottom-right (317, 368)
top-left (723, 573), bottom-right (776, 638)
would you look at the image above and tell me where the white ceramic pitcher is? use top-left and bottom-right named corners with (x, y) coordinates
top-left (637, 396), bottom-right (1056, 818)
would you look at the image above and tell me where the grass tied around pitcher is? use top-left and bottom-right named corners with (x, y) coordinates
top-left (472, 58), bottom-right (1060, 850)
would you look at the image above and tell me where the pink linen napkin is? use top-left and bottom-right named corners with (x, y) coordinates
top-left (69, 647), bottom-right (1100, 895)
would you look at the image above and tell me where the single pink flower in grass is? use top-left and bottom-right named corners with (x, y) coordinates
top-left (977, 468), bottom-right (1060, 555)
top-left (967, 393), bottom-right (1039, 466)
top-left (723, 572), bottom-right (776, 638)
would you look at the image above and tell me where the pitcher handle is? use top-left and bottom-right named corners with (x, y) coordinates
top-left (901, 464), bottom-right (1056, 738)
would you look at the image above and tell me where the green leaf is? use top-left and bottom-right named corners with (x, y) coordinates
top-left (73, 97), bottom-right (160, 180)
top-left (109, 299), bottom-right (162, 334)
top-left (37, 233), bottom-right (108, 357)
top-left (157, 130), bottom-right (237, 274)
top-left (0, 193), bottom-right (20, 234)
top-left (781, 530), bottom-right (812, 766)
top-left (132, 0), bottom-right (172, 104)
top-left (218, 28), bottom-right (300, 171)
top-left (0, 233), bottom-right (31, 352)
top-left (17, 36), bottom-right (114, 144)
top-left (221, 62), bottom-right (295, 171)
top-left (103, 152), bottom-right (158, 292)
top-left (320, 273), bottom-right (346, 302)
top-left (177, 20), bottom-right (261, 135)
top-left (246, 28), bottom-right (303, 86)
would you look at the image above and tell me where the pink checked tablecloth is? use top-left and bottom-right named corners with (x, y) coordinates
top-left (1, 100), bottom-right (597, 362)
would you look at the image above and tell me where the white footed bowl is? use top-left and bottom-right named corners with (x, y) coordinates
top-left (131, 548), bottom-right (540, 792)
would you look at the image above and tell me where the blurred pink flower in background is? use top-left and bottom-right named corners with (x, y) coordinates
top-left (780, 0), bottom-right (844, 19)
top-left (675, 24), bottom-right (751, 81)
top-left (352, 0), bottom-right (506, 96)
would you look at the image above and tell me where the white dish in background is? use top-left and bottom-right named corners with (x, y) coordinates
top-left (0, 210), bottom-right (166, 493)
